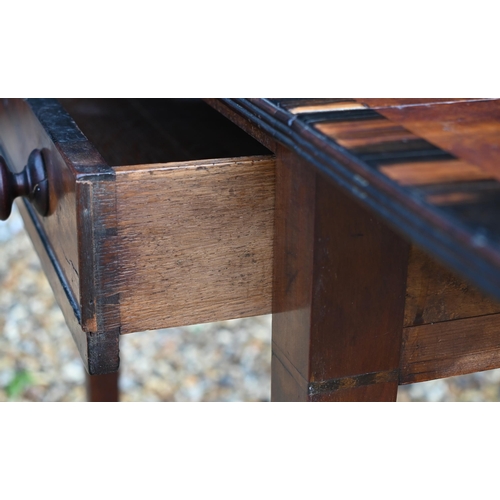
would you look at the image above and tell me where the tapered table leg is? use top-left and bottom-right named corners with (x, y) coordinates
top-left (86, 371), bottom-right (119, 402)
top-left (271, 145), bottom-right (410, 401)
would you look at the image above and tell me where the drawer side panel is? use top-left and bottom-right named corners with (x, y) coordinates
top-left (114, 155), bottom-right (275, 332)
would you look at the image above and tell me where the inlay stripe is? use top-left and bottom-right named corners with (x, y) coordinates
top-left (317, 119), bottom-right (418, 149)
top-left (426, 192), bottom-right (481, 205)
top-left (359, 147), bottom-right (453, 164)
top-left (289, 101), bottom-right (366, 114)
top-left (355, 98), bottom-right (490, 109)
top-left (350, 137), bottom-right (446, 157)
top-left (316, 117), bottom-right (408, 135)
top-left (298, 108), bottom-right (380, 124)
top-left (379, 160), bottom-right (491, 186)
top-left (271, 98), bottom-right (357, 109)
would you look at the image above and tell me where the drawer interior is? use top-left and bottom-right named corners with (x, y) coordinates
top-left (59, 98), bottom-right (271, 166)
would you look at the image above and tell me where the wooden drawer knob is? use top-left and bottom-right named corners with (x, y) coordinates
top-left (0, 149), bottom-right (49, 221)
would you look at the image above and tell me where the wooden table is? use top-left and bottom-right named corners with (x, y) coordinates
top-left (2, 98), bottom-right (500, 401)
top-left (212, 98), bottom-right (500, 401)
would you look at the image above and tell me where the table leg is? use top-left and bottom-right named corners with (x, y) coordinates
top-left (86, 371), bottom-right (119, 402)
top-left (271, 146), bottom-right (410, 401)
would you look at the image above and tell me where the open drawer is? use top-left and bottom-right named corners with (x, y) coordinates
top-left (0, 99), bottom-right (275, 374)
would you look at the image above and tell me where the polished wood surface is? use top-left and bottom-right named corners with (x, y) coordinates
top-left (359, 99), bottom-right (500, 181)
top-left (215, 99), bottom-right (500, 301)
top-left (378, 160), bottom-right (489, 186)
top-left (271, 146), bottom-right (316, 401)
top-left (271, 145), bottom-right (409, 401)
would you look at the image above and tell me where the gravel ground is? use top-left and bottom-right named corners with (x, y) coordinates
top-left (2, 205), bottom-right (500, 402)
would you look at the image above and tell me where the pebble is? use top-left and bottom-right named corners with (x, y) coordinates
top-left (2, 205), bottom-right (500, 402)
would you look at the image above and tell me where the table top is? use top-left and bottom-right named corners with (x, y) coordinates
top-left (215, 98), bottom-right (500, 300)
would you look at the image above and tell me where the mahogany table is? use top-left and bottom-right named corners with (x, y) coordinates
top-left (1, 98), bottom-right (500, 401)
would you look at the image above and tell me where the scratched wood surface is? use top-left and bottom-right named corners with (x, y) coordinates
top-left (114, 156), bottom-right (275, 333)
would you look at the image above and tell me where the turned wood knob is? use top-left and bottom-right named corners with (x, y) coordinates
top-left (0, 149), bottom-right (49, 221)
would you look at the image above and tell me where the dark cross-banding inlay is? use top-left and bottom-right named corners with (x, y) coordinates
top-left (271, 98), bottom-right (500, 248)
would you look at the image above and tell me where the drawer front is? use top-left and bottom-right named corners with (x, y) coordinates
top-left (0, 98), bottom-right (275, 374)
top-left (0, 99), bottom-right (119, 374)
top-left (0, 99), bottom-right (82, 302)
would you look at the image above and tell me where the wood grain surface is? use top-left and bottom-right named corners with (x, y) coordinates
top-left (271, 146), bottom-right (316, 401)
top-left (271, 145), bottom-right (409, 401)
top-left (379, 159), bottom-right (490, 186)
top-left (401, 314), bottom-right (500, 384)
top-left (316, 118), bottom-right (418, 149)
top-left (114, 156), bottom-right (275, 333)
